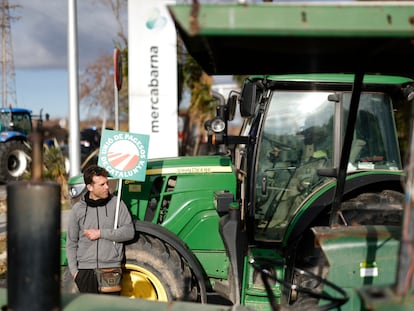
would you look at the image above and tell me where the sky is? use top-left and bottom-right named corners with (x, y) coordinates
top-left (8, 0), bottom-right (302, 123)
top-left (9, 0), bottom-right (126, 121)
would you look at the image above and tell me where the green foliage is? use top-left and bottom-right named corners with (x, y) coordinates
top-left (23, 142), bottom-right (69, 201)
top-left (182, 55), bottom-right (214, 111)
top-left (43, 144), bottom-right (67, 181)
top-left (44, 143), bottom-right (69, 201)
top-left (178, 52), bottom-right (216, 155)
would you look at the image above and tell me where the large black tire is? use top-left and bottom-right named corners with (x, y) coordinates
top-left (61, 233), bottom-right (199, 301)
top-left (122, 233), bottom-right (198, 302)
top-left (336, 190), bottom-right (404, 226)
top-left (0, 140), bottom-right (31, 183)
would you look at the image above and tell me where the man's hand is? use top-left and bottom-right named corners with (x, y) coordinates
top-left (83, 229), bottom-right (101, 241)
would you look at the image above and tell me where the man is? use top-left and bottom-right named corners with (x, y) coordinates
top-left (66, 165), bottom-right (135, 294)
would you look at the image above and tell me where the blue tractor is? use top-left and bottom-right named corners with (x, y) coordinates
top-left (0, 107), bottom-right (42, 183)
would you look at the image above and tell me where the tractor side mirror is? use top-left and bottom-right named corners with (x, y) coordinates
top-left (240, 81), bottom-right (257, 117)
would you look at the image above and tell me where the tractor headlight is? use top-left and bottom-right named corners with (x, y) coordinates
top-left (211, 117), bottom-right (226, 133)
top-left (69, 183), bottom-right (86, 199)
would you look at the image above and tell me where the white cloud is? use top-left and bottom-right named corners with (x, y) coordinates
top-left (11, 0), bottom-right (126, 69)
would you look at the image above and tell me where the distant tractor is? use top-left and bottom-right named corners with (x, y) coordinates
top-left (0, 107), bottom-right (45, 183)
top-left (80, 127), bottom-right (101, 169)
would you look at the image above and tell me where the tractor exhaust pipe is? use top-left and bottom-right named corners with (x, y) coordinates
top-left (6, 128), bottom-right (61, 310)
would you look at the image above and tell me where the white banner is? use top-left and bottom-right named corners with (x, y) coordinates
top-left (128, 0), bottom-right (178, 158)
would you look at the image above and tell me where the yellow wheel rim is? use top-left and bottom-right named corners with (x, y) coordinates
top-left (121, 263), bottom-right (168, 301)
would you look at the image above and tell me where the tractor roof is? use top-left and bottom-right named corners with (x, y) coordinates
top-left (0, 107), bottom-right (32, 114)
top-left (167, 1), bottom-right (414, 77)
top-left (253, 73), bottom-right (414, 85)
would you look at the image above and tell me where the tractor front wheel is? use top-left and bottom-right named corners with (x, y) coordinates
top-left (122, 233), bottom-right (199, 302)
top-left (0, 141), bottom-right (31, 183)
top-left (61, 233), bottom-right (199, 301)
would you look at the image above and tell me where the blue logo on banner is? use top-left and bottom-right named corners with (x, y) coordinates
top-left (146, 8), bottom-right (167, 30)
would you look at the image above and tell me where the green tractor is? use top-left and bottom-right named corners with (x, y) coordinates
top-left (62, 2), bottom-right (414, 310)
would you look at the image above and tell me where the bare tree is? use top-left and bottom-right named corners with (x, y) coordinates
top-left (79, 53), bottom-right (113, 130)
top-left (80, 0), bottom-right (128, 130)
top-left (99, 0), bottom-right (128, 48)
top-left (101, 0), bottom-right (129, 119)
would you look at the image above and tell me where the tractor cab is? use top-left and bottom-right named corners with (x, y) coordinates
top-left (0, 107), bottom-right (33, 139)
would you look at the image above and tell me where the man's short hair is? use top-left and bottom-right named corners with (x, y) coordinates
top-left (83, 165), bottom-right (109, 185)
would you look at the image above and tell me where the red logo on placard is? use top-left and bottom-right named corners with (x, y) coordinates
top-left (107, 140), bottom-right (139, 171)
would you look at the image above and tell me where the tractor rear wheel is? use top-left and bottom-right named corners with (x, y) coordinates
top-left (291, 189), bottom-right (404, 309)
top-left (0, 141), bottom-right (31, 183)
top-left (122, 233), bottom-right (198, 302)
top-left (336, 189), bottom-right (403, 226)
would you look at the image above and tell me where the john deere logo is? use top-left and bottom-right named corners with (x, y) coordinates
top-left (98, 130), bottom-right (150, 181)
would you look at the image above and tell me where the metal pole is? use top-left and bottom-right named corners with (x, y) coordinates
top-left (113, 48), bottom-right (122, 131)
top-left (7, 127), bottom-right (61, 310)
top-left (395, 95), bottom-right (414, 295)
top-left (1, 0), bottom-right (6, 108)
top-left (114, 78), bottom-right (119, 131)
top-left (68, 0), bottom-right (81, 176)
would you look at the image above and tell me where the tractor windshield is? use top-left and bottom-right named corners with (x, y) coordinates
top-left (0, 111), bottom-right (32, 135)
top-left (254, 90), bottom-right (401, 241)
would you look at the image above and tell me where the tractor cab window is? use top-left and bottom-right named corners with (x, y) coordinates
top-left (0, 113), bottom-right (10, 132)
top-left (12, 112), bottom-right (32, 135)
top-left (254, 90), bottom-right (402, 242)
top-left (345, 92), bottom-right (401, 171)
top-left (255, 91), bottom-right (335, 241)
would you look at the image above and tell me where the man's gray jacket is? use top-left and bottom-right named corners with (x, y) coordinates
top-left (66, 194), bottom-right (135, 276)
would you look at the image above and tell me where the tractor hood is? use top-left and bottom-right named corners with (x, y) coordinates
top-left (68, 155), bottom-right (234, 199)
top-left (167, 2), bottom-right (414, 76)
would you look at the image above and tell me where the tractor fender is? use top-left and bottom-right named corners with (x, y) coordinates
top-left (284, 172), bottom-right (404, 246)
top-left (0, 132), bottom-right (27, 143)
top-left (132, 220), bottom-right (209, 302)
